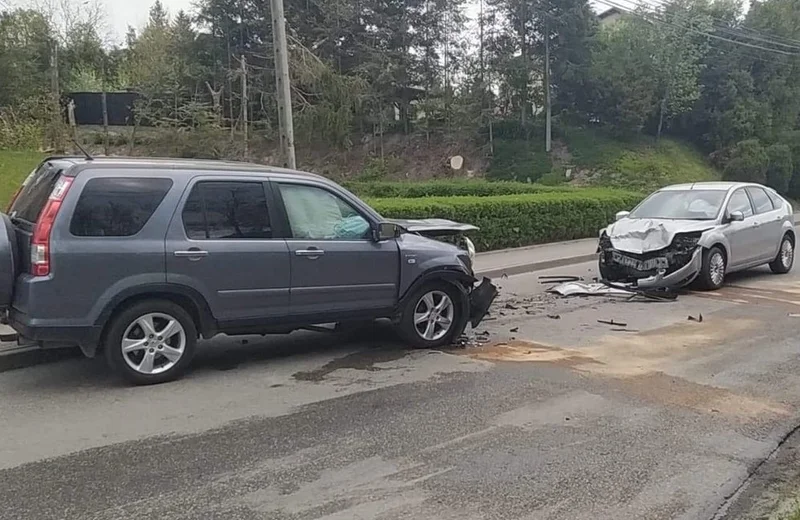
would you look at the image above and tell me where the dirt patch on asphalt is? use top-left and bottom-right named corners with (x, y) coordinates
top-left (464, 341), bottom-right (603, 369)
top-left (466, 315), bottom-right (757, 376)
top-left (462, 316), bottom-right (789, 420)
top-left (612, 372), bottom-right (789, 420)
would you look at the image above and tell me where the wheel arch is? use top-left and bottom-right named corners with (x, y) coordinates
top-left (95, 284), bottom-right (216, 351)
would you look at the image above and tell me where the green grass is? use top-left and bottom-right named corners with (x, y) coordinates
top-left (0, 150), bottom-right (44, 208)
top-left (562, 126), bottom-right (720, 192)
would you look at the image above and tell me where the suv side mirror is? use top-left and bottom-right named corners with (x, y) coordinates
top-left (373, 222), bottom-right (399, 241)
top-left (615, 211), bottom-right (630, 221)
top-left (728, 210), bottom-right (744, 222)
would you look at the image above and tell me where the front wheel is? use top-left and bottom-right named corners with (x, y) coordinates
top-left (770, 234), bottom-right (795, 274)
top-left (397, 282), bottom-right (465, 349)
top-left (104, 300), bottom-right (197, 385)
top-left (698, 246), bottom-right (727, 291)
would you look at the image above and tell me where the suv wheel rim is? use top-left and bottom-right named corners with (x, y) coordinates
top-left (782, 239), bottom-right (794, 268)
top-left (121, 313), bottom-right (187, 375)
top-left (709, 252), bottom-right (725, 286)
top-left (414, 291), bottom-right (455, 342)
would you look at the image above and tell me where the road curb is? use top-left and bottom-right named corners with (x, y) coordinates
top-left (476, 253), bottom-right (598, 279)
top-left (0, 345), bottom-right (83, 374)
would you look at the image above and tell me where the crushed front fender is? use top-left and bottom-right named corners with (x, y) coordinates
top-left (469, 277), bottom-right (498, 328)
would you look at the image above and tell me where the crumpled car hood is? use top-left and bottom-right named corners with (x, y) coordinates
top-left (388, 218), bottom-right (478, 236)
top-left (605, 219), bottom-right (713, 254)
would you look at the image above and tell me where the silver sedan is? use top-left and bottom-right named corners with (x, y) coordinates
top-left (598, 182), bottom-right (795, 290)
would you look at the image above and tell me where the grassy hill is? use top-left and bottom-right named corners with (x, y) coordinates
top-left (486, 125), bottom-right (720, 193)
top-left (0, 151), bottom-right (43, 208)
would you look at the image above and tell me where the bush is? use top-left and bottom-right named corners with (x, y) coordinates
top-left (723, 139), bottom-right (768, 183)
top-left (368, 190), bottom-right (643, 251)
top-left (344, 180), bottom-right (576, 198)
top-left (766, 144), bottom-right (793, 195)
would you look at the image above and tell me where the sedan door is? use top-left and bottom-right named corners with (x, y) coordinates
top-left (746, 186), bottom-right (784, 262)
top-left (166, 178), bottom-right (291, 323)
top-left (722, 188), bottom-right (760, 269)
top-left (274, 181), bottom-right (399, 318)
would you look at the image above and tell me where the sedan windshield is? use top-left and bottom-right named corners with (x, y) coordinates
top-left (629, 190), bottom-right (725, 220)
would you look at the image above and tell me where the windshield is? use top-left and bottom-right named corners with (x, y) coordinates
top-left (629, 190), bottom-right (725, 220)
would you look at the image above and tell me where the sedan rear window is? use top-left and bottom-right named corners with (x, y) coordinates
top-left (629, 190), bottom-right (725, 220)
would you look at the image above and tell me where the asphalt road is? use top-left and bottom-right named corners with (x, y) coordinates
top-left (2, 262), bottom-right (800, 520)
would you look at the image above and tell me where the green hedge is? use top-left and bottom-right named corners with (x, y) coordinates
top-left (368, 190), bottom-right (643, 252)
top-left (345, 180), bottom-right (575, 198)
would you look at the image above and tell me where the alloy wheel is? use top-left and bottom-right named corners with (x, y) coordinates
top-left (121, 312), bottom-right (187, 375)
top-left (414, 291), bottom-right (455, 341)
top-left (709, 251), bottom-right (725, 287)
top-left (782, 239), bottom-right (794, 269)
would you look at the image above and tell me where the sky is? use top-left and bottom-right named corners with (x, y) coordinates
top-left (104, 0), bottom-right (195, 42)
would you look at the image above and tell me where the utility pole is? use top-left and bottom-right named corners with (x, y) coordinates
top-left (269, 0), bottom-right (297, 169)
top-left (241, 55), bottom-right (249, 158)
top-left (544, 14), bottom-right (552, 154)
top-left (102, 60), bottom-right (109, 155)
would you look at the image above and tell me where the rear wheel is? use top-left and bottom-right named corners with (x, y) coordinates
top-left (770, 234), bottom-right (794, 274)
top-left (698, 246), bottom-right (726, 291)
top-left (104, 300), bottom-right (197, 385)
top-left (397, 282), bottom-right (464, 349)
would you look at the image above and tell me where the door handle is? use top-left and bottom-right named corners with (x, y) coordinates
top-left (174, 249), bottom-right (209, 258)
top-left (295, 249), bottom-right (325, 258)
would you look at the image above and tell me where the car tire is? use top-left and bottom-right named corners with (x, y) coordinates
top-left (698, 246), bottom-right (727, 291)
top-left (397, 282), bottom-right (465, 349)
top-left (769, 234), bottom-right (795, 274)
top-left (104, 300), bottom-right (197, 386)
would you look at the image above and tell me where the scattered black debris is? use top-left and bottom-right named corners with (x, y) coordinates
top-left (565, 417), bottom-right (571, 421)
top-left (504, 303), bottom-right (519, 310)
top-left (241, 339), bottom-right (249, 345)
top-left (688, 314), bottom-right (704, 323)
top-left (539, 275), bottom-right (583, 284)
top-left (598, 319), bottom-right (627, 327)
top-left (501, 273), bottom-right (509, 279)
top-left (547, 314), bottom-right (561, 320)
top-left (478, 330), bottom-right (490, 336)
top-left (510, 327), bottom-right (519, 333)
top-left (611, 328), bottom-right (640, 333)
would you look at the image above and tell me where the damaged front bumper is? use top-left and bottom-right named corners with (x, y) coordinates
top-left (635, 248), bottom-right (702, 288)
top-left (598, 234), bottom-right (703, 289)
top-left (469, 277), bottom-right (498, 328)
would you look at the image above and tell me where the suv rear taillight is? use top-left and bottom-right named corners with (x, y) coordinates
top-left (30, 176), bottom-right (73, 277)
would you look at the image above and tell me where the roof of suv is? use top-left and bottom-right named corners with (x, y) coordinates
top-left (47, 156), bottom-right (327, 182)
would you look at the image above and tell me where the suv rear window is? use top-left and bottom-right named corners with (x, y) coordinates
top-left (70, 178), bottom-right (173, 237)
top-left (10, 162), bottom-right (62, 223)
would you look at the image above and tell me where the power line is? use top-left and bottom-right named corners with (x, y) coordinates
top-left (595, 0), bottom-right (800, 56)
top-left (612, 0), bottom-right (800, 51)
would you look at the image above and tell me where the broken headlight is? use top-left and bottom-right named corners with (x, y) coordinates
top-left (598, 231), bottom-right (612, 253)
top-left (671, 232), bottom-right (703, 250)
top-left (463, 236), bottom-right (476, 261)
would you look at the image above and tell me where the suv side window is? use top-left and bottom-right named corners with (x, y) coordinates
top-left (182, 181), bottom-right (271, 240)
top-left (278, 183), bottom-right (371, 240)
top-left (70, 178), bottom-right (173, 237)
top-left (747, 187), bottom-right (775, 214)
top-left (727, 189), bottom-right (754, 219)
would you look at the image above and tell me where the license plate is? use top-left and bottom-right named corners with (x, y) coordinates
top-left (611, 251), bottom-right (668, 271)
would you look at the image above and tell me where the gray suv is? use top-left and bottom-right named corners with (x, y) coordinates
top-left (0, 157), bottom-right (497, 384)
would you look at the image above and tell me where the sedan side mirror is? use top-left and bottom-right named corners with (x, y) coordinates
top-left (373, 222), bottom-right (400, 241)
top-left (728, 210), bottom-right (745, 222)
top-left (615, 211), bottom-right (630, 221)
